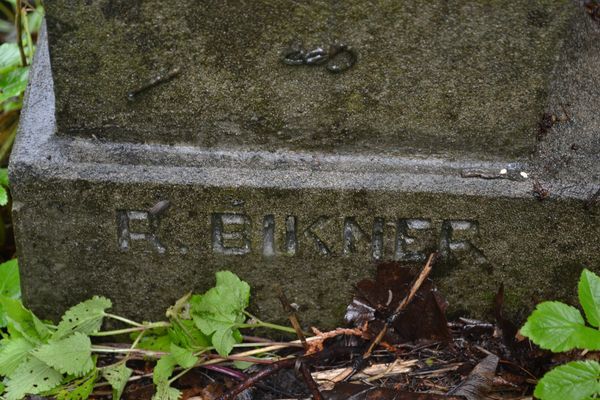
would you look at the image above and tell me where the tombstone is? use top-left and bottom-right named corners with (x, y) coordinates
top-left (10, 0), bottom-right (599, 327)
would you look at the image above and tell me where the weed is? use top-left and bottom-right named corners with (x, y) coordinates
top-left (521, 269), bottom-right (600, 400)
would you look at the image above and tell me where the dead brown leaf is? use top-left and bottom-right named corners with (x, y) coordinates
top-left (345, 262), bottom-right (450, 344)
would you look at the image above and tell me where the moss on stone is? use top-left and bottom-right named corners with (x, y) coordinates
top-left (46, 0), bottom-right (577, 158)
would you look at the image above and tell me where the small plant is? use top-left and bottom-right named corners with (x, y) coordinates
top-left (521, 269), bottom-right (600, 400)
top-left (0, 270), bottom-right (295, 400)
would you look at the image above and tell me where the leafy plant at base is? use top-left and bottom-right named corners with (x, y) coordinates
top-left (0, 271), bottom-right (294, 399)
top-left (190, 270), bottom-right (250, 356)
top-left (520, 269), bottom-right (600, 400)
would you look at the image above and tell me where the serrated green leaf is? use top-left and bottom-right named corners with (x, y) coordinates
top-left (190, 271), bottom-right (249, 356)
top-left (212, 326), bottom-right (237, 357)
top-left (152, 344), bottom-right (198, 398)
top-left (0, 259), bottom-right (19, 327)
top-left (0, 67), bottom-right (29, 103)
top-left (4, 356), bottom-right (62, 400)
top-left (168, 319), bottom-right (210, 350)
top-left (0, 43), bottom-right (21, 72)
top-left (153, 355), bottom-right (177, 385)
top-left (53, 296), bottom-right (112, 340)
top-left (33, 332), bottom-right (94, 376)
top-left (102, 363), bottom-right (132, 400)
top-left (190, 271), bottom-right (250, 334)
top-left (579, 269), bottom-right (600, 328)
top-left (55, 369), bottom-right (98, 400)
top-left (0, 337), bottom-right (34, 377)
top-left (520, 301), bottom-right (600, 352)
top-left (135, 332), bottom-right (172, 352)
top-left (0, 296), bottom-right (50, 343)
top-left (170, 343), bottom-right (197, 369)
top-left (152, 382), bottom-right (181, 400)
top-left (534, 361), bottom-right (600, 400)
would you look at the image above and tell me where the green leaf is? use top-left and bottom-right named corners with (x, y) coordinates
top-left (0, 259), bottom-right (19, 327)
top-left (168, 319), bottom-right (210, 350)
top-left (0, 337), bottom-right (34, 377)
top-left (152, 382), bottom-right (181, 400)
top-left (579, 269), bottom-right (600, 328)
top-left (0, 168), bottom-right (8, 187)
top-left (135, 332), bottom-right (172, 352)
top-left (170, 343), bottom-right (197, 369)
top-left (55, 370), bottom-right (98, 400)
top-left (3, 97), bottom-right (21, 112)
top-left (53, 296), bottom-right (112, 340)
top-left (534, 361), bottom-right (600, 400)
top-left (0, 296), bottom-right (50, 343)
top-left (0, 66), bottom-right (29, 103)
top-left (0, 186), bottom-right (8, 206)
top-left (233, 360), bottom-right (254, 370)
top-left (153, 355), bottom-right (177, 385)
top-left (4, 356), bottom-right (62, 400)
top-left (0, 259), bottom-right (19, 298)
top-left (102, 363), bottom-right (132, 400)
top-left (520, 301), bottom-right (600, 352)
top-left (212, 326), bottom-right (237, 357)
top-left (152, 344), bottom-right (197, 399)
top-left (33, 332), bottom-right (94, 376)
top-left (0, 43), bottom-right (21, 73)
top-left (26, 5), bottom-right (44, 34)
top-left (190, 271), bottom-right (250, 356)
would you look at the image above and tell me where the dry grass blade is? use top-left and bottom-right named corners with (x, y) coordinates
top-left (312, 359), bottom-right (418, 390)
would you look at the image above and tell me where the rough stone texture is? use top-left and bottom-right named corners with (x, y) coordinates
top-left (46, 0), bottom-right (577, 158)
top-left (10, 1), bottom-right (600, 328)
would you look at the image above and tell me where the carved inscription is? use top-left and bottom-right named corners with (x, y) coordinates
top-left (212, 213), bottom-right (252, 255)
top-left (116, 207), bottom-right (488, 265)
top-left (116, 210), bottom-right (166, 254)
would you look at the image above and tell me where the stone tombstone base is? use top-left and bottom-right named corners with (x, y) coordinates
top-left (10, 1), bottom-right (600, 328)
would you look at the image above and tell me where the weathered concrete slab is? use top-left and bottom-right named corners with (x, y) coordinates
top-left (47, 0), bottom-right (575, 158)
top-left (10, 1), bottom-right (600, 328)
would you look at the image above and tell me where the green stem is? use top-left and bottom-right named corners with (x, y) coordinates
top-left (104, 313), bottom-right (145, 327)
top-left (242, 310), bottom-right (297, 333)
top-left (129, 329), bottom-right (146, 350)
top-left (91, 346), bottom-right (166, 358)
top-left (15, 0), bottom-right (26, 67)
top-left (90, 321), bottom-right (170, 337)
top-left (168, 367), bottom-right (192, 385)
top-left (173, 317), bottom-right (202, 348)
top-left (21, 5), bottom-right (33, 64)
top-left (237, 321), bottom-right (297, 334)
